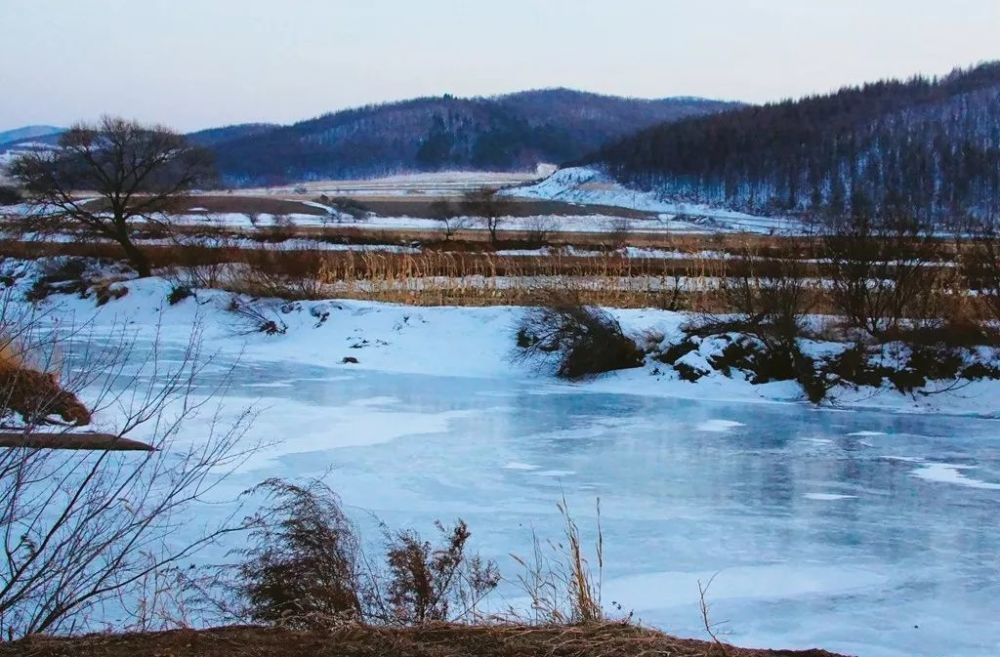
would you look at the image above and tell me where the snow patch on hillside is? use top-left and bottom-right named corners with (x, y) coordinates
top-left (506, 167), bottom-right (803, 234)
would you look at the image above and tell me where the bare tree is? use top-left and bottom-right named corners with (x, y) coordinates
top-left (607, 218), bottom-right (632, 249)
top-left (0, 297), bottom-right (255, 639)
top-left (713, 242), bottom-right (814, 354)
top-left (9, 117), bottom-right (216, 277)
top-left (821, 212), bottom-right (940, 339)
top-left (428, 200), bottom-right (468, 241)
top-left (523, 216), bottom-right (555, 247)
top-left (461, 188), bottom-right (510, 244)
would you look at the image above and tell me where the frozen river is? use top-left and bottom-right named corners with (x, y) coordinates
top-left (171, 355), bottom-right (1000, 657)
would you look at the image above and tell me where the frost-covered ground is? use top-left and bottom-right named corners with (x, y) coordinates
top-left (12, 275), bottom-right (1000, 657)
top-left (23, 274), bottom-right (995, 418)
top-left (231, 169), bottom-right (550, 197)
top-left (163, 210), bottom-right (677, 234)
top-left (0, 203), bottom-right (712, 236)
top-left (506, 167), bottom-right (804, 235)
top-left (1, 168), bottom-right (795, 235)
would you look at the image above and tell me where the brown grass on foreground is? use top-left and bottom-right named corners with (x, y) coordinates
top-left (0, 623), bottom-right (847, 657)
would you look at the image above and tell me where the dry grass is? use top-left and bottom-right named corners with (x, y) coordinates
top-left (1, 233), bottom-right (991, 322)
top-left (0, 622), bottom-right (848, 657)
top-left (0, 332), bottom-right (27, 372)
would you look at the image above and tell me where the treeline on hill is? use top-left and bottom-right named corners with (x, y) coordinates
top-left (192, 90), bottom-right (739, 186)
top-left (591, 62), bottom-right (1000, 221)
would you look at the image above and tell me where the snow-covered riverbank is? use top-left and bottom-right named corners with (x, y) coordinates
top-left (16, 271), bottom-right (1000, 419)
top-left (9, 270), bottom-right (1000, 657)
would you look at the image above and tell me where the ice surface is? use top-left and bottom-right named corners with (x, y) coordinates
top-left (20, 279), bottom-right (1000, 656)
top-left (96, 348), bottom-right (1000, 657)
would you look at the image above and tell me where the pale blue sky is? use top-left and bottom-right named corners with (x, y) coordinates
top-left (1, 0), bottom-right (997, 131)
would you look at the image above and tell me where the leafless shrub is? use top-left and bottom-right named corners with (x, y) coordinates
top-left (822, 213), bottom-right (941, 339)
top-left (514, 292), bottom-right (644, 380)
top-left (225, 296), bottom-right (288, 336)
top-left (523, 216), bottom-right (555, 247)
top-left (607, 218), bottom-right (632, 249)
top-left (698, 574), bottom-right (729, 656)
top-left (680, 243), bottom-right (826, 399)
top-left (237, 479), bottom-right (364, 628)
top-left (703, 242), bottom-right (815, 353)
top-left (264, 214), bottom-right (297, 242)
top-left (428, 201), bottom-right (469, 241)
top-left (221, 249), bottom-right (329, 300)
top-left (23, 257), bottom-right (90, 303)
top-left (161, 232), bottom-right (239, 290)
top-left (384, 520), bottom-right (500, 625)
top-left (0, 299), bottom-right (256, 639)
top-left (227, 477), bottom-right (498, 629)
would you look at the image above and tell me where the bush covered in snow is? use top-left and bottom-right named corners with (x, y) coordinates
top-left (23, 257), bottom-right (135, 305)
top-left (656, 329), bottom-right (1000, 403)
top-left (514, 295), bottom-right (644, 380)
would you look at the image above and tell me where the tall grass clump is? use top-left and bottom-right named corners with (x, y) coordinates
top-left (231, 478), bottom-right (499, 629)
top-left (239, 479), bottom-right (364, 628)
top-left (510, 497), bottom-right (607, 624)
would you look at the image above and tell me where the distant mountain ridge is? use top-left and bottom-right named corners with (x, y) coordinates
top-left (0, 125), bottom-right (64, 147)
top-left (187, 123), bottom-right (280, 147)
top-left (193, 89), bottom-right (741, 186)
top-left (588, 62), bottom-right (1000, 221)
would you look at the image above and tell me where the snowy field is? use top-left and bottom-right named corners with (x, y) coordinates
top-left (0, 205), bottom-right (768, 237)
top-left (230, 169), bottom-right (550, 198)
top-left (2, 165), bottom-right (804, 236)
top-left (15, 275), bottom-right (1000, 657)
top-left (166, 210), bottom-right (682, 234)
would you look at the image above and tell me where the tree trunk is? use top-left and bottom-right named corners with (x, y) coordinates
top-left (118, 237), bottom-right (152, 278)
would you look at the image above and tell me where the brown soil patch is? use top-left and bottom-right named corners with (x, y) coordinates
top-left (0, 623), bottom-right (849, 657)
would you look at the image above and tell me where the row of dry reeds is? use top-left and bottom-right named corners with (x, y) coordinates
top-left (2, 226), bottom-right (997, 323)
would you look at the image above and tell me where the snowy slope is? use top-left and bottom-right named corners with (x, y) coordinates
top-left (505, 167), bottom-right (802, 234)
top-left (10, 266), bottom-right (998, 418)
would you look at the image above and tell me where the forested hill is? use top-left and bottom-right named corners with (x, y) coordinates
top-left (588, 62), bottom-right (1000, 222)
top-left (195, 90), bottom-right (740, 186)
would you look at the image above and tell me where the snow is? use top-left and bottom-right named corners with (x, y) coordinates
top-left (233, 170), bottom-right (545, 197)
top-left (910, 462), bottom-right (1000, 490)
top-left (694, 419), bottom-right (746, 433)
top-left (8, 269), bottom-right (1000, 418)
top-left (163, 211), bottom-right (716, 235)
top-left (803, 493), bottom-right (858, 501)
top-left (505, 167), bottom-right (803, 234)
top-left (7, 270), bottom-right (1000, 657)
top-left (493, 246), bottom-right (734, 259)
